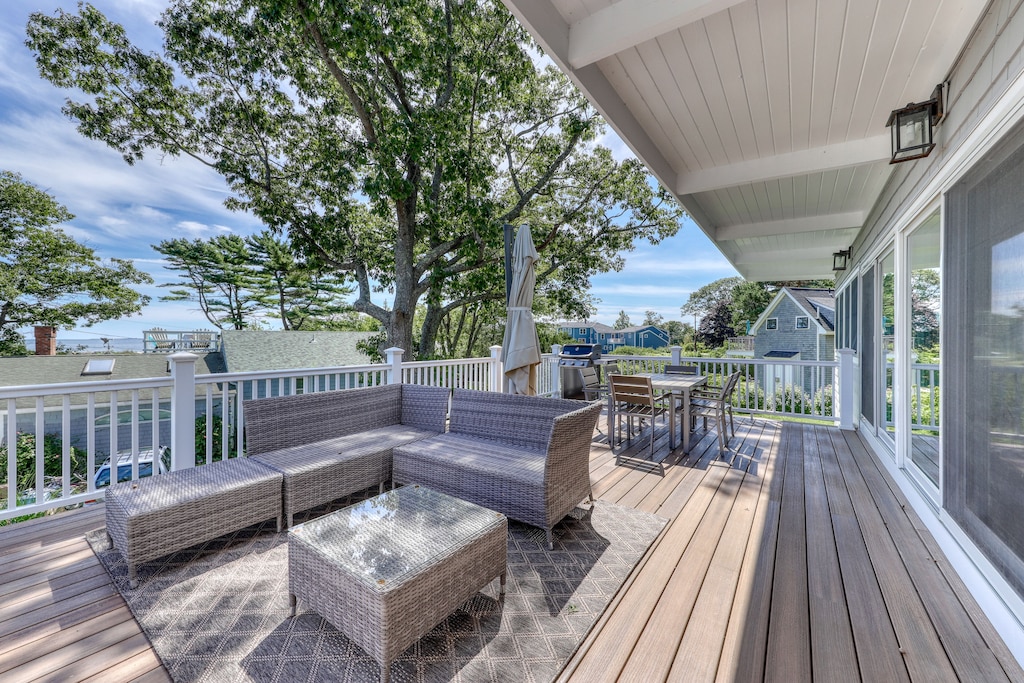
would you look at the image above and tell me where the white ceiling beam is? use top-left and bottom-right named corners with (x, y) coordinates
top-left (737, 260), bottom-right (839, 282)
top-left (675, 136), bottom-right (890, 195)
top-left (568, 0), bottom-right (747, 68)
top-left (716, 212), bottom-right (865, 241)
top-left (733, 243), bottom-right (850, 265)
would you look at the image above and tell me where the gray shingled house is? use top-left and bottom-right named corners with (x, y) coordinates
top-left (751, 287), bottom-right (836, 398)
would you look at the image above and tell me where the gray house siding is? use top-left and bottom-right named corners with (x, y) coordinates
top-left (755, 296), bottom-right (835, 398)
top-left (846, 0), bottom-right (1024, 280)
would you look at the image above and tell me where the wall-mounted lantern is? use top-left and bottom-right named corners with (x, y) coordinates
top-left (833, 248), bottom-right (852, 271)
top-left (886, 84), bottom-right (945, 163)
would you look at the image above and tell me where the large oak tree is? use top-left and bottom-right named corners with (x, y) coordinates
top-left (28, 0), bottom-right (681, 357)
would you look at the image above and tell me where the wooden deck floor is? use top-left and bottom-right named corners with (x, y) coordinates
top-left (1, 418), bottom-right (1021, 682)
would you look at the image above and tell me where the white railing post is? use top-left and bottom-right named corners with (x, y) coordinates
top-left (838, 348), bottom-right (855, 430)
top-left (490, 345), bottom-right (503, 392)
top-left (169, 352), bottom-right (197, 471)
top-left (551, 344), bottom-right (562, 397)
top-left (385, 347), bottom-right (404, 385)
top-left (670, 345), bottom-right (682, 364)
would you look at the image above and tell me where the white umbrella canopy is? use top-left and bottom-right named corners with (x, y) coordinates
top-left (501, 225), bottom-right (542, 395)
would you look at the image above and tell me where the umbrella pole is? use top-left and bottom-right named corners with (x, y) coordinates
top-left (503, 223), bottom-right (514, 305)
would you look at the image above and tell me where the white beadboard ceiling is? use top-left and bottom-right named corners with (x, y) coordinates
top-left (502, 0), bottom-right (989, 280)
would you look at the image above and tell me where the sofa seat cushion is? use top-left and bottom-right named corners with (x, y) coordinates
top-left (392, 434), bottom-right (549, 529)
top-left (251, 425), bottom-right (439, 523)
top-left (104, 457), bottom-right (283, 576)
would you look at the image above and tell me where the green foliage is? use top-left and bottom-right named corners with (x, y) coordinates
top-left (0, 328), bottom-right (28, 356)
top-left (0, 432), bottom-right (86, 494)
top-left (28, 1), bottom-right (682, 358)
top-left (194, 413), bottom-right (235, 465)
top-left (614, 310), bottom-right (632, 330)
top-left (154, 232), bottom-right (353, 330)
top-left (697, 300), bottom-right (734, 348)
top-left (662, 320), bottom-right (686, 345)
top-left (730, 281), bottom-right (772, 333)
top-left (642, 310), bottom-right (664, 327)
top-left (732, 379), bottom-right (834, 418)
top-left (606, 345), bottom-right (665, 356)
top-left (681, 277), bottom-right (742, 318)
top-left (0, 171), bottom-right (151, 347)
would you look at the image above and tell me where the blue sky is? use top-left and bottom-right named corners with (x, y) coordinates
top-left (2, 0), bottom-right (738, 345)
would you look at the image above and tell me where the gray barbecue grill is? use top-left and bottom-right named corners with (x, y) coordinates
top-left (558, 343), bottom-right (602, 399)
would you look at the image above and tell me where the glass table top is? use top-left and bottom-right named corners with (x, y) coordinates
top-left (289, 485), bottom-right (506, 588)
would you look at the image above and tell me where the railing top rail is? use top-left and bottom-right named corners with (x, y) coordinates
top-left (0, 376), bottom-right (175, 399)
top-left (193, 364), bottom-right (387, 385)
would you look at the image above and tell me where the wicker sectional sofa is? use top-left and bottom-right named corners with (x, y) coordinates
top-left (105, 456), bottom-right (283, 587)
top-left (243, 383), bottom-right (450, 527)
top-left (391, 389), bottom-right (603, 548)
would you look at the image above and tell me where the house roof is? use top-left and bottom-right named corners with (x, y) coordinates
top-left (502, 0), bottom-right (988, 280)
top-left (219, 330), bottom-right (376, 373)
top-left (754, 287), bottom-right (836, 333)
top-left (560, 321), bottom-right (616, 333)
top-left (0, 353), bottom-right (225, 389)
top-left (764, 350), bottom-right (800, 359)
top-left (559, 322), bottom-right (665, 334)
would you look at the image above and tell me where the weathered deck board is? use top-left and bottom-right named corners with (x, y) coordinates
top-left (0, 418), bottom-right (1020, 683)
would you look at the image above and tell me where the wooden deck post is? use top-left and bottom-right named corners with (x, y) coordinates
top-left (385, 347), bottom-right (404, 385)
top-left (169, 352), bottom-right (197, 470)
top-left (490, 345), bottom-right (503, 392)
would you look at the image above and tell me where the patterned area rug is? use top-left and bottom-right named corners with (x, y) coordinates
top-left (87, 492), bottom-right (666, 683)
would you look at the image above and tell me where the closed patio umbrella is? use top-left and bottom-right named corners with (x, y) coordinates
top-left (501, 224), bottom-right (542, 395)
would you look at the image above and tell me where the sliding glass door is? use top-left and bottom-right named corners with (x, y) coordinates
top-left (879, 250), bottom-right (896, 450)
top-left (906, 212), bottom-right (941, 488)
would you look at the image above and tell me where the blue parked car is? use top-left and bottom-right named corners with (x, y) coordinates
top-left (94, 448), bottom-right (170, 488)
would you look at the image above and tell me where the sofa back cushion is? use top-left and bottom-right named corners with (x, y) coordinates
top-left (400, 384), bottom-right (451, 432)
top-left (448, 389), bottom-right (584, 452)
top-left (244, 384), bottom-right (402, 455)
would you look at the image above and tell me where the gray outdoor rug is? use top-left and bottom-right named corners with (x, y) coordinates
top-left (86, 491), bottom-right (666, 683)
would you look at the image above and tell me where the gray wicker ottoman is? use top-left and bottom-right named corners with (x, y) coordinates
top-left (288, 485), bottom-right (507, 683)
top-left (105, 457), bottom-right (283, 588)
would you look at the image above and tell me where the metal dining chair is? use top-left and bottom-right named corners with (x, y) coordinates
top-left (689, 370), bottom-right (742, 454)
top-left (665, 364), bottom-right (698, 375)
top-left (608, 374), bottom-right (673, 459)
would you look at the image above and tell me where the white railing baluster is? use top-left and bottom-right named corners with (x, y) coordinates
top-left (35, 397), bottom-right (45, 500)
top-left (62, 396), bottom-right (71, 499)
top-left (87, 395), bottom-right (96, 493)
top-left (131, 391), bottom-right (140, 481)
top-left (7, 399), bottom-right (17, 512)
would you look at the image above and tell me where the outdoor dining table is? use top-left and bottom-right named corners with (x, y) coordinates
top-left (606, 372), bottom-right (707, 454)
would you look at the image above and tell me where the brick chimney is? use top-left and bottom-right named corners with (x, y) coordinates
top-left (34, 326), bottom-right (57, 356)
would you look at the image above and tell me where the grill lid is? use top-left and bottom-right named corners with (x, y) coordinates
top-left (559, 343), bottom-right (602, 358)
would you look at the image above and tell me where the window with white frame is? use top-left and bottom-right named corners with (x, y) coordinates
top-left (765, 318), bottom-right (778, 330)
top-left (795, 316), bottom-right (809, 329)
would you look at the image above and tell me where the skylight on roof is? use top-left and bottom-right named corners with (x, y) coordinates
top-left (82, 359), bottom-right (115, 375)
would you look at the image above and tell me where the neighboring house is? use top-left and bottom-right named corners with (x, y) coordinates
top-left (0, 352), bottom-right (225, 457)
top-left (219, 330), bottom-right (377, 399)
top-left (751, 288), bottom-right (836, 398)
top-left (0, 329), bottom-right (376, 457)
top-left (558, 321), bottom-right (669, 351)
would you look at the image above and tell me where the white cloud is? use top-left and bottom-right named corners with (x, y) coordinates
top-left (176, 220), bottom-right (232, 236)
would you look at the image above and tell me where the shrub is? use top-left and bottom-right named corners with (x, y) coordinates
top-left (0, 432), bottom-right (86, 493)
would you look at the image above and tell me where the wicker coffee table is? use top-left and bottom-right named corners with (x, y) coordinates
top-left (288, 484), bottom-right (507, 683)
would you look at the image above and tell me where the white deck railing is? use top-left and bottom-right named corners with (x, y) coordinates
top-left (1, 345), bottom-right (842, 522)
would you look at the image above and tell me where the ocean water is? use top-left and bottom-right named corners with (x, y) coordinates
top-left (25, 338), bottom-right (146, 354)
